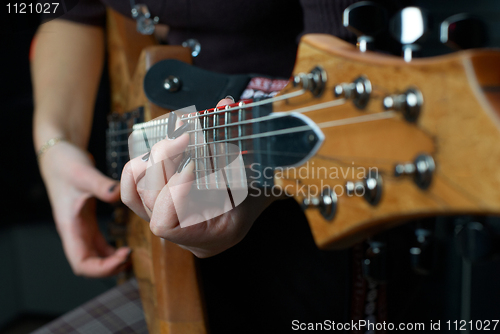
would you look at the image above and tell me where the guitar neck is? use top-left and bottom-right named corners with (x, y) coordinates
top-left (107, 95), bottom-right (324, 190)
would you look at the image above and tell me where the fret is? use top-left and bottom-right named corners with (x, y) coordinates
top-left (155, 119), bottom-right (160, 144)
top-left (151, 120), bottom-right (155, 146)
top-left (106, 106), bottom-right (144, 179)
top-left (106, 114), bottom-right (119, 179)
top-left (238, 103), bottom-right (246, 188)
top-left (120, 102), bottom-right (265, 188)
top-left (161, 117), bottom-right (166, 141)
top-left (224, 105), bottom-right (231, 187)
top-left (203, 112), bottom-right (210, 190)
top-left (193, 112), bottom-right (201, 190)
top-left (192, 166), bottom-right (252, 189)
top-left (213, 109), bottom-right (220, 189)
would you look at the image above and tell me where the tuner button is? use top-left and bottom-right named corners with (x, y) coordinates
top-left (334, 76), bottom-right (372, 109)
top-left (302, 187), bottom-right (337, 221)
top-left (383, 87), bottom-right (423, 122)
top-left (293, 66), bottom-right (328, 97)
top-left (410, 228), bottom-right (434, 275)
top-left (182, 38), bottom-right (201, 58)
top-left (456, 221), bottom-right (500, 263)
top-left (345, 170), bottom-right (382, 206)
top-left (441, 14), bottom-right (488, 50)
top-left (394, 154), bottom-right (435, 190)
top-left (362, 240), bottom-right (387, 283)
top-left (343, 1), bottom-right (388, 52)
top-left (390, 7), bottom-right (429, 61)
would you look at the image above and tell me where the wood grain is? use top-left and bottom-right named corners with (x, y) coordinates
top-left (106, 9), bottom-right (206, 334)
top-left (273, 34), bottom-right (500, 249)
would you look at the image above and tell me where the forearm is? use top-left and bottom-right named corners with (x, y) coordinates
top-left (32, 19), bottom-right (104, 150)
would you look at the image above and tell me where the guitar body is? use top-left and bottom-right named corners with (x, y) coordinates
top-left (106, 9), bottom-right (207, 334)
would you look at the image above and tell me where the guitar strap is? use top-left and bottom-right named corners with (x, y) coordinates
top-left (143, 59), bottom-right (291, 111)
top-left (144, 59), bottom-right (252, 111)
top-left (350, 242), bottom-right (387, 334)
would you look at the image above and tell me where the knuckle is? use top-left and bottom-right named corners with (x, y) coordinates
top-left (149, 219), bottom-right (163, 237)
top-left (150, 144), bottom-right (161, 162)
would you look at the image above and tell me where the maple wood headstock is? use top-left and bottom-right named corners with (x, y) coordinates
top-left (273, 34), bottom-right (500, 249)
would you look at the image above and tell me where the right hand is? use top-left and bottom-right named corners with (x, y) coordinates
top-left (38, 140), bottom-right (131, 277)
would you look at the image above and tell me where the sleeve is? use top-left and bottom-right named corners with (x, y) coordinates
top-left (41, 0), bottom-right (107, 27)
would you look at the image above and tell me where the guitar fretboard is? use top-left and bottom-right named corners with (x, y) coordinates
top-left (109, 101), bottom-right (258, 190)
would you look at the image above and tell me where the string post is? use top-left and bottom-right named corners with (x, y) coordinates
top-left (394, 154), bottom-right (435, 190)
top-left (302, 187), bottom-right (337, 221)
top-left (383, 87), bottom-right (423, 122)
top-left (345, 169), bottom-right (383, 206)
top-left (292, 66), bottom-right (327, 97)
top-left (334, 76), bottom-right (372, 109)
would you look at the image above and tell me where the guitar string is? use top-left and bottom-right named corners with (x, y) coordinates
top-left (108, 92), bottom-right (401, 180)
top-left (109, 149), bottom-right (401, 167)
top-left (116, 112), bottom-right (400, 190)
top-left (123, 111), bottom-right (396, 159)
top-left (186, 111), bottom-right (397, 149)
top-left (126, 97), bottom-right (354, 145)
top-left (188, 111), bottom-right (398, 188)
top-left (129, 111), bottom-right (398, 178)
top-left (109, 94), bottom-right (347, 149)
top-left (106, 88), bottom-right (307, 137)
top-left (109, 92), bottom-right (343, 141)
top-left (130, 97), bottom-right (349, 144)
top-left (113, 108), bottom-right (399, 165)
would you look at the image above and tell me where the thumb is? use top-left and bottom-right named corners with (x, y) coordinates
top-left (76, 164), bottom-right (120, 203)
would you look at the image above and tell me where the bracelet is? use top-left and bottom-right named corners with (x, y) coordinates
top-left (36, 137), bottom-right (65, 159)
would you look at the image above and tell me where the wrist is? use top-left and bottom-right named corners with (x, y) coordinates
top-left (36, 137), bottom-right (67, 160)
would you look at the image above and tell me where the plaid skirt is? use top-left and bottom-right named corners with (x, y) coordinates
top-left (32, 279), bottom-right (148, 334)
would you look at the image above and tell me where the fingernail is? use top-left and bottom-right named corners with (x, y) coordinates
top-left (225, 95), bottom-right (235, 103)
top-left (109, 183), bottom-right (118, 192)
top-left (167, 112), bottom-right (177, 138)
top-left (168, 123), bottom-right (190, 140)
top-left (177, 153), bottom-right (192, 173)
top-left (141, 151), bottom-right (150, 162)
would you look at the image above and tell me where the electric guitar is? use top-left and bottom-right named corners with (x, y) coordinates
top-left (105, 8), bottom-right (500, 334)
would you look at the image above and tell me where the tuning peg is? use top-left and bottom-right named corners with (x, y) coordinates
top-left (345, 170), bottom-right (383, 206)
top-left (394, 154), bottom-right (435, 190)
top-left (362, 239), bottom-right (388, 283)
top-left (334, 76), bottom-right (372, 109)
top-left (390, 7), bottom-right (429, 61)
top-left (343, 1), bottom-right (388, 52)
top-left (456, 221), bottom-right (500, 263)
top-left (441, 14), bottom-right (488, 50)
top-left (410, 227), bottom-right (434, 275)
top-left (302, 187), bottom-right (337, 221)
top-left (383, 87), bottom-right (423, 122)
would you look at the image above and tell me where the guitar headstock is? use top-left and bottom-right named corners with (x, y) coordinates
top-left (273, 33), bottom-right (500, 249)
